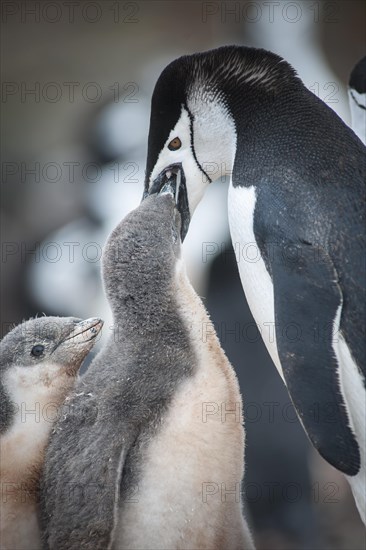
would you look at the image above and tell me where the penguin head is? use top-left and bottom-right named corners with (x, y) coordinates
top-left (0, 316), bottom-right (103, 434)
top-left (0, 316), bottom-right (103, 377)
top-left (143, 47), bottom-right (237, 240)
top-left (102, 192), bottom-right (181, 318)
top-left (143, 45), bottom-right (298, 239)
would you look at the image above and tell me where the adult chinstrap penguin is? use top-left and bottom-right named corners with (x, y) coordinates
top-left (40, 188), bottom-right (254, 550)
top-left (0, 316), bottom-right (103, 550)
top-left (143, 45), bottom-right (366, 523)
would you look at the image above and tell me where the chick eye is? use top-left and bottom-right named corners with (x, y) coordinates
top-left (168, 137), bottom-right (181, 151)
top-left (31, 344), bottom-right (44, 357)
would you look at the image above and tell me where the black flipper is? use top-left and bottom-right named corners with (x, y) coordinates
top-left (270, 241), bottom-right (360, 476)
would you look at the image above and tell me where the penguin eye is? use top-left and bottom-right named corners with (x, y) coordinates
top-left (31, 344), bottom-right (45, 357)
top-left (168, 137), bottom-right (181, 151)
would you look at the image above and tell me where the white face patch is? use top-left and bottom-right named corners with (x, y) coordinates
top-left (149, 101), bottom-right (237, 216)
top-left (188, 92), bottom-right (237, 186)
top-left (149, 107), bottom-right (206, 214)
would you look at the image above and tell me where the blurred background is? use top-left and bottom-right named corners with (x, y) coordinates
top-left (1, 1), bottom-right (365, 548)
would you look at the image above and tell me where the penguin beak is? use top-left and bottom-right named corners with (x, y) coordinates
top-left (52, 318), bottom-right (103, 375)
top-left (143, 163), bottom-right (190, 241)
top-left (62, 318), bottom-right (104, 345)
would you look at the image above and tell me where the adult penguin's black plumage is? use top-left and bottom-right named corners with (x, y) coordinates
top-left (144, 46), bottom-right (366, 523)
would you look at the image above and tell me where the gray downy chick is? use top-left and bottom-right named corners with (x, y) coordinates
top-left (41, 192), bottom-right (254, 550)
top-left (0, 316), bottom-right (103, 550)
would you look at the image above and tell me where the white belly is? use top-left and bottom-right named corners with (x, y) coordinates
top-left (114, 373), bottom-right (248, 549)
top-left (228, 184), bottom-right (283, 378)
top-left (335, 328), bottom-right (366, 524)
top-left (114, 261), bottom-right (254, 549)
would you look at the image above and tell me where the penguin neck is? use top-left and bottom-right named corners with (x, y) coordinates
top-left (188, 47), bottom-right (304, 183)
top-left (192, 83), bottom-right (304, 185)
top-left (222, 77), bottom-right (305, 185)
top-left (110, 287), bottom-right (177, 338)
top-left (105, 259), bottom-right (178, 339)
